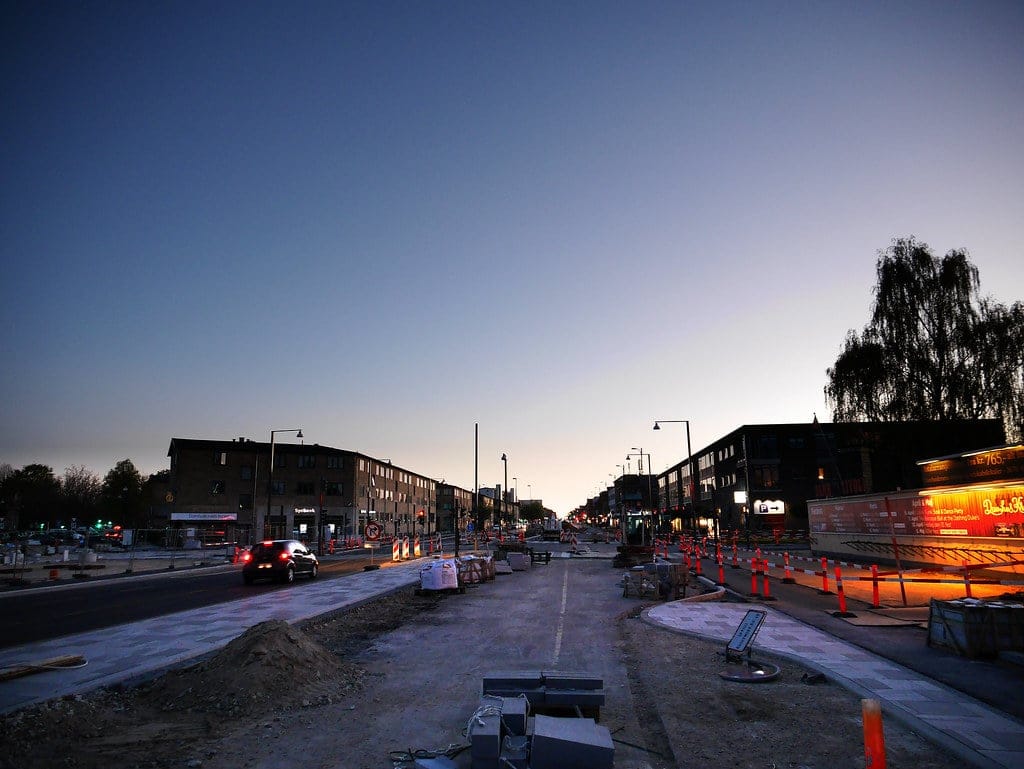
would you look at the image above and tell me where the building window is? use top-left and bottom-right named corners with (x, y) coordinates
top-left (787, 437), bottom-right (806, 449)
top-left (298, 455), bottom-right (316, 469)
top-left (239, 493), bottom-right (252, 510)
top-left (240, 465), bottom-right (253, 481)
top-left (325, 482), bottom-right (343, 496)
top-left (214, 452), bottom-right (227, 466)
top-left (296, 481), bottom-right (315, 495)
top-left (752, 465), bottom-right (780, 489)
top-left (327, 456), bottom-right (342, 469)
top-left (274, 454), bottom-right (286, 469)
top-left (210, 480), bottom-right (225, 495)
top-left (271, 480), bottom-right (286, 495)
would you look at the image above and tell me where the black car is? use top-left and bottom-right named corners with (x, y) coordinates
top-left (241, 540), bottom-right (319, 585)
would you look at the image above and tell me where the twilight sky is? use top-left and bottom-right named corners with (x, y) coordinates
top-left (2, 1), bottom-right (1022, 515)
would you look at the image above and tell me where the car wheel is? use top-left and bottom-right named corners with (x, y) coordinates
top-left (243, 574), bottom-right (254, 585)
top-left (309, 563), bottom-right (318, 580)
top-left (283, 566), bottom-right (295, 584)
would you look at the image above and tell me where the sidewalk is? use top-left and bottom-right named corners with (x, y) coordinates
top-left (644, 601), bottom-right (1024, 769)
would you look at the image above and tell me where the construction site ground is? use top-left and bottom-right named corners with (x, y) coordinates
top-left (0, 549), bottom-right (976, 769)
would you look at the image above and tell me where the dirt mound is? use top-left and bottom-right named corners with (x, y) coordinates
top-left (137, 619), bottom-right (365, 716)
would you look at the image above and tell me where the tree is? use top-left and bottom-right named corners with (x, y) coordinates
top-left (2, 464), bottom-right (61, 531)
top-left (60, 465), bottom-right (102, 527)
top-left (101, 459), bottom-right (145, 528)
top-left (825, 237), bottom-right (1024, 440)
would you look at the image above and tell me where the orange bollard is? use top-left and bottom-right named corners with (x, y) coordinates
top-left (834, 564), bottom-right (854, 616)
top-left (717, 553), bottom-right (726, 586)
top-left (871, 564), bottom-right (880, 608)
top-left (49, 569), bottom-right (59, 580)
top-left (782, 552), bottom-right (795, 583)
top-left (760, 559), bottom-right (776, 601)
top-left (862, 698), bottom-right (887, 769)
top-left (818, 556), bottom-right (832, 594)
top-left (750, 558), bottom-right (760, 596)
top-left (963, 560), bottom-right (973, 598)
top-left (694, 551), bottom-right (702, 576)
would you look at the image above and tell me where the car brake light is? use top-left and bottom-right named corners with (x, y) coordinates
top-left (279, 551), bottom-right (290, 561)
top-left (241, 552), bottom-right (252, 562)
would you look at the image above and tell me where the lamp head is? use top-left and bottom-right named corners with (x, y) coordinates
top-left (296, 429), bottom-right (304, 439)
top-left (501, 453), bottom-right (507, 461)
top-left (653, 422), bottom-right (660, 430)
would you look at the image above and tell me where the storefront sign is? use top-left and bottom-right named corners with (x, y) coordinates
top-left (170, 512), bottom-right (238, 521)
top-left (808, 485), bottom-right (1024, 538)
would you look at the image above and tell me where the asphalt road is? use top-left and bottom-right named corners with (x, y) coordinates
top-left (0, 550), bottom-right (375, 649)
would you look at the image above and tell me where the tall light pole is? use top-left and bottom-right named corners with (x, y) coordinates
top-left (500, 453), bottom-right (508, 530)
top-left (266, 428), bottom-right (303, 541)
top-left (512, 476), bottom-right (518, 527)
top-left (653, 420), bottom-right (698, 539)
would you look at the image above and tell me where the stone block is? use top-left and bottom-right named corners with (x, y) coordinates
top-left (530, 715), bottom-right (614, 769)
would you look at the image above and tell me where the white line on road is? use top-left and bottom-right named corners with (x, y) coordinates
top-left (552, 565), bottom-right (569, 665)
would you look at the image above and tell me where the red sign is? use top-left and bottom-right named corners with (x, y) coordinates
top-left (808, 485), bottom-right (1024, 538)
top-left (364, 522), bottom-right (382, 541)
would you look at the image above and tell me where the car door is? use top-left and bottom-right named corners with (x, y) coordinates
top-left (291, 542), bottom-right (312, 575)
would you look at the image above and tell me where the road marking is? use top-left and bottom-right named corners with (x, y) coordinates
top-left (552, 566), bottom-right (569, 664)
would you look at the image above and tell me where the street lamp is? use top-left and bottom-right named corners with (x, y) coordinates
top-left (266, 428), bottom-right (303, 541)
top-left (512, 476), bottom-right (518, 528)
top-left (500, 453), bottom-right (508, 531)
top-left (653, 420), bottom-right (698, 539)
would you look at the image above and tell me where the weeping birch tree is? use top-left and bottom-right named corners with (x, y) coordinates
top-left (825, 237), bottom-right (1024, 441)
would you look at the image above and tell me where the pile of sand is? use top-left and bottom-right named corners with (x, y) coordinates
top-left (137, 620), bottom-right (365, 716)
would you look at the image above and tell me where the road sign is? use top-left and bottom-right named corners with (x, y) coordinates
top-left (364, 522), bottom-right (382, 541)
top-left (466, 522), bottom-right (475, 532)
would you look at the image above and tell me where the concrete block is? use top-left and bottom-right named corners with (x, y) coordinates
top-left (499, 696), bottom-right (528, 735)
top-left (507, 551), bottom-right (530, 570)
top-left (483, 673), bottom-right (543, 690)
top-left (531, 714), bottom-right (614, 769)
top-left (414, 759), bottom-right (457, 769)
top-left (469, 713), bottom-right (501, 759)
top-left (541, 672), bottom-right (603, 690)
top-left (499, 735), bottom-right (529, 769)
top-left (543, 688), bottom-right (606, 707)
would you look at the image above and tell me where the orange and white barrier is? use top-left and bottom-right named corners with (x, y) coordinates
top-left (414, 536), bottom-right (421, 558)
top-left (402, 537), bottom-right (410, 560)
top-left (392, 539), bottom-right (401, 562)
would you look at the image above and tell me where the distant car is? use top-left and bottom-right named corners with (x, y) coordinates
top-left (241, 540), bottom-right (319, 585)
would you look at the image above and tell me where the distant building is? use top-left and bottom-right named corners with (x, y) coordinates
top-left (163, 438), bottom-right (436, 546)
top-left (655, 420), bottom-right (1005, 538)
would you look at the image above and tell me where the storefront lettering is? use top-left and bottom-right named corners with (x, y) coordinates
top-left (982, 496), bottom-right (1024, 516)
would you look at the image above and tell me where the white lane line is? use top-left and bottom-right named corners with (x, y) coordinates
top-left (552, 566), bottom-right (569, 664)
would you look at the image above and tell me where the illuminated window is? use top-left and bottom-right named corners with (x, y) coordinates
top-left (214, 452), bottom-right (227, 466)
top-left (818, 467), bottom-right (825, 480)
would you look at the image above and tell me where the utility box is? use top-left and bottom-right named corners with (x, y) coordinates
top-left (928, 599), bottom-right (1024, 658)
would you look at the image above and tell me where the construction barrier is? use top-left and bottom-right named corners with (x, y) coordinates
top-left (819, 556), bottom-right (832, 594)
top-left (402, 537), bottom-right (410, 560)
top-left (782, 552), bottom-right (795, 583)
top-left (392, 539), bottom-right (401, 562)
top-left (760, 559), bottom-right (775, 601)
top-left (717, 553), bottom-right (726, 586)
top-left (750, 558), bottom-right (760, 597)
top-left (414, 537), bottom-right (421, 558)
top-left (833, 564), bottom-right (855, 617)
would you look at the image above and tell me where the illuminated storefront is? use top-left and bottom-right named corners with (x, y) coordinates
top-left (808, 444), bottom-right (1024, 570)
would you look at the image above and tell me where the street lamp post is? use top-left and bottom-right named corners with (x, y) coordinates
top-left (265, 428), bottom-right (303, 541)
top-left (500, 453), bottom-right (508, 532)
top-left (512, 476), bottom-right (518, 527)
top-left (653, 420), bottom-right (699, 539)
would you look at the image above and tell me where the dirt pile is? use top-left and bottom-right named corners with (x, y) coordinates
top-left (137, 619), bottom-right (364, 717)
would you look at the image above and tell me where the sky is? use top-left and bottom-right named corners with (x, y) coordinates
top-left (2, 1), bottom-right (1023, 515)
